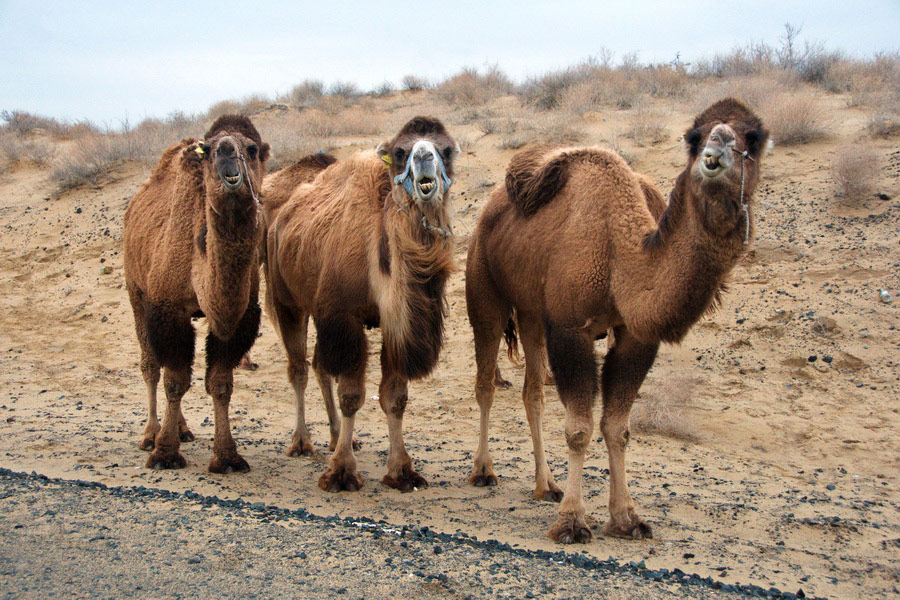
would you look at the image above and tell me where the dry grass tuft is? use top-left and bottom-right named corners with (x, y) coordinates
top-left (764, 91), bottom-right (829, 145)
top-left (632, 378), bottom-right (699, 442)
top-left (623, 105), bottom-right (669, 147)
top-left (831, 145), bottom-right (880, 201)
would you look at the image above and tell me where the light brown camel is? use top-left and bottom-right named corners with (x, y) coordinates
top-left (466, 98), bottom-right (768, 543)
top-left (237, 152), bottom-right (338, 374)
top-left (124, 115), bottom-right (269, 472)
top-left (264, 116), bottom-right (457, 491)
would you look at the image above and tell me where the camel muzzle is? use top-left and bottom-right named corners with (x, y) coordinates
top-left (699, 125), bottom-right (736, 179)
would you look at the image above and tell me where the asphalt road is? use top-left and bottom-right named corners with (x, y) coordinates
top-left (0, 470), bottom-right (810, 600)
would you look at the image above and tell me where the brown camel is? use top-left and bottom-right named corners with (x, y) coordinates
top-left (466, 98), bottom-right (768, 543)
top-left (264, 116), bottom-right (457, 491)
top-left (124, 115), bottom-right (270, 473)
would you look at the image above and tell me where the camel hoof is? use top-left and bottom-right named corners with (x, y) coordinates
top-left (287, 439), bottom-right (315, 457)
top-left (208, 454), bottom-right (250, 474)
top-left (146, 450), bottom-right (187, 470)
top-left (238, 355), bottom-right (259, 371)
top-left (382, 467), bottom-right (428, 492)
top-left (179, 430), bottom-right (195, 443)
top-left (605, 518), bottom-right (653, 540)
top-left (318, 465), bottom-right (364, 492)
top-left (494, 378), bottom-right (512, 389)
top-left (328, 439), bottom-right (362, 452)
top-left (534, 486), bottom-right (564, 502)
top-left (549, 513), bottom-right (593, 544)
top-left (468, 473), bottom-right (498, 487)
top-left (139, 437), bottom-right (156, 451)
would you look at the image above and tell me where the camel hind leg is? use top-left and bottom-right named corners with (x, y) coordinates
top-left (465, 264), bottom-right (509, 488)
top-left (517, 315), bottom-right (563, 502)
top-left (600, 325), bottom-right (657, 539)
top-left (127, 284), bottom-right (163, 450)
top-left (274, 305), bottom-right (315, 457)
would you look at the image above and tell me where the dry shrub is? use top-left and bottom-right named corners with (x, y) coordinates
top-left (370, 81), bottom-right (393, 98)
top-left (207, 94), bottom-right (271, 120)
top-left (867, 109), bottom-right (900, 138)
top-left (50, 113), bottom-right (203, 191)
top-left (693, 72), bottom-right (787, 113)
top-left (275, 107), bottom-right (384, 139)
top-left (639, 65), bottom-right (694, 99)
top-left (436, 65), bottom-right (514, 106)
top-left (765, 91), bottom-right (828, 145)
top-left (328, 81), bottom-right (360, 99)
top-left (623, 105), bottom-right (669, 146)
top-left (281, 79), bottom-right (325, 109)
top-left (0, 133), bottom-right (56, 165)
top-left (533, 113), bottom-right (584, 144)
top-left (401, 75), bottom-right (429, 92)
top-left (631, 378), bottom-right (698, 442)
top-left (831, 145), bottom-right (880, 201)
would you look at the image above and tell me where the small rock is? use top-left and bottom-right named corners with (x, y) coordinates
top-left (100, 266), bottom-right (113, 275)
top-left (826, 484), bottom-right (836, 491)
top-left (879, 289), bottom-right (892, 304)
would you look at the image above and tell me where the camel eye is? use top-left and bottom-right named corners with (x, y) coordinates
top-left (393, 148), bottom-right (406, 162)
top-left (247, 144), bottom-right (258, 159)
top-left (442, 146), bottom-right (453, 160)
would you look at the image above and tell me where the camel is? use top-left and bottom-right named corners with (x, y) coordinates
top-left (466, 98), bottom-right (769, 543)
top-left (124, 115), bottom-right (270, 473)
top-left (264, 116), bottom-right (457, 491)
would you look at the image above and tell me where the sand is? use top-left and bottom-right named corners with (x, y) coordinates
top-left (0, 94), bottom-right (897, 598)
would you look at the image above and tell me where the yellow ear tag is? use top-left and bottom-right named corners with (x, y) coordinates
top-left (381, 154), bottom-right (392, 167)
top-left (195, 144), bottom-right (205, 156)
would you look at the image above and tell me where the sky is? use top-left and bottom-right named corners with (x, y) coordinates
top-left (1, 1), bottom-right (897, 127)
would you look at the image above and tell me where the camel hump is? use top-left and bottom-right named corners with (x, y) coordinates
top-left (505, 145), bottom-right (628, 217)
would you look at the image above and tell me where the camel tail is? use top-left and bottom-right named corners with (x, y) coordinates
top-left (505, 148), bottom-right (570, 217)
top-left (503, 316), bottom-right (521, 366)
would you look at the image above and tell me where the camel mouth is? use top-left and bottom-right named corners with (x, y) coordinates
top-left (221, 172), bottom-right (243, 191)
top-left (415, 176), bottom-right (439, 200)
top-left (698, 154), bottom-right (730, 179)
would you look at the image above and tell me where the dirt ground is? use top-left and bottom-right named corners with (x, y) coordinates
top-left (0, 94), bottom-right (897, 599)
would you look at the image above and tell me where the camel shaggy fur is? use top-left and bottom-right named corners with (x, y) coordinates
top-left (124, 115), bottom-right (269, 473)
top-left (264, 116), bottom-right (457, 491)
top-left (466, 99), bottom-right (768, 543)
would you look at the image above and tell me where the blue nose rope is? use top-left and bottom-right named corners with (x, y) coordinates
top-left (393, 149), bottom-right (452, 199)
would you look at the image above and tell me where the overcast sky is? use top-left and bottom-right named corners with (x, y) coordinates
top-left (1, 1), bottom-right (897, 126)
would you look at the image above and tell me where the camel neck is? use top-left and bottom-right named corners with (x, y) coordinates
top-left (621, 172), bottom-right (748, 344)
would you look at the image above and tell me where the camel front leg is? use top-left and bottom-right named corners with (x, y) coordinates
top-left (318, 367), bottom-right (366, 492)
top-left (204, 302), bottom-right (260, 473)
top-left (545, 324), bottom-right (597, 543)
top-left (146, 366), bottom-right (191, 469)
top-left (378, 347), bottom-right (427, 491)
top-left (139, 353), bottom-right (162, 450)
top-left (600, 326), bottom-right (657, 539)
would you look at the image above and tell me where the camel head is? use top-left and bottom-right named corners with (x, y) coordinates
top-left (378, 116), bottom-right (459, 235)
top-left (683, 98), bottom-right (770, 237)
top-left (196, 115), bottom-right (270, 215)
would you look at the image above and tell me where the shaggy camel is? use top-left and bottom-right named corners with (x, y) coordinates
top-left (124, 115), bottom-right (269, 472)
top-left (466, 99), bottom-right (768, 543)
top-left (264, 116), bottom-right (457, 491)
top-left (258, 152), bottom-right (344, 454)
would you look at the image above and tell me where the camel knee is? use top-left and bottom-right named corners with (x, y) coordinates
top-left (600, 417), bottom-right (630, 449)
top-left (565, 427), bottom-right (593, 453)
top-left (379, 391), bottom-right (407, 418)
top-left (163, 371), bottom-right (191, 399)
top-left (339, 394), bottom-right (363, 418)
top-left (288, 360), bottom-right (309, 386)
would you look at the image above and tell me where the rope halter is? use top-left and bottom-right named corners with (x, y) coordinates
top-left (731, 147), bottom-right (754, 245)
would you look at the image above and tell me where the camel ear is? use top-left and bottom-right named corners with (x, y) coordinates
top-left (196, 142), bottom-right (211, 159)
top-left (259, 142), bottom-right (270, 163)
top-left (375, 141), bottom-right (390, 158)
